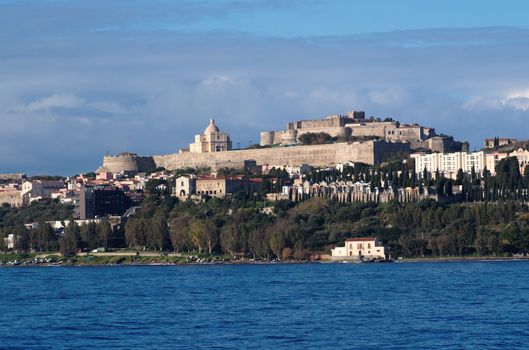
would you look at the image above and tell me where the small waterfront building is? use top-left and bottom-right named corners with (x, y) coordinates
top-left (331, 237), bottom-right (387, 260)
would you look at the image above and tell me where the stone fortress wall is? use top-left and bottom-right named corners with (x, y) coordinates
top-left (259, 111), bottom-right (437, 147)
top-left (98, 153), bottom-right (156, 173)
top-left (96, 109), bottom-right (457, 174)
top-left (152, 141), bottom-right (410, 171)
top-left (98, 141), bottom-right (410, 173)
top-left (261, 112), bottom-right (362, 146)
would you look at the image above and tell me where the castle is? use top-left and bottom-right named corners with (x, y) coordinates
top-left (97, 111), bottom-right (459, 174)
top-left (260, 112), bottom-right (437, 146)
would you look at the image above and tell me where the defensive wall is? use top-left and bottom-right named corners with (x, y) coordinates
top-left (98, 153), bottom-right (156, 173)
top-left (151, 140), bottom-right (410, 171)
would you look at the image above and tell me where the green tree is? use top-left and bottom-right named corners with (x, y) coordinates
top-left (59, 230), bottom-right (78, 256)
top-left (30, 222), bottom-right (55, 252)
top-left (270, 232), bottom-right (286, 259)
top-left (293, 240), bottom-right (307, 260)
top-left (220, 224), bottom-right (239, 256)
top-left (190, 219), bottom-right (218, 254)
top-left (124, 218), bottom-right (147, 249)
top-left (96, 220), bottom-right (112, 249)
top-left (80, 222), bottom-right (99, 250)
top-left (474, 227), bottom-right (489, 256)
top-left (487, 234), bottom-right (502, 256)
top-left (147, 215), bottom-right (169, 251)
top-left (248, 228), bottom-right (269, 259)
top-left (0, 228), bottom-right (7, 252)
top-left (59, 220), bottom-right (80, 255)
top-left (14, 226), bottom-right (30, 252)
top-left (169, 215), bottom-right (192, 252)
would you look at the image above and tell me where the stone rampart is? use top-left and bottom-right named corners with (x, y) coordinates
top-left (152, 141), bottom-right (410, 171)
top-left (100, 154), bottom-right (156, 173)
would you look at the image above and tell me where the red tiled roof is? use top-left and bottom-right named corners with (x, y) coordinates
top-left (345, 237), bottom-right (377, 242)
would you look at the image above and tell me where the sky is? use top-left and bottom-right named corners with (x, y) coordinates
top-left (1, 0), bottom-right (529, 175)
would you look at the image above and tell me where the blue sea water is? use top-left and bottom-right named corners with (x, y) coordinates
top-left (1, 261), bottom-right (529, 349)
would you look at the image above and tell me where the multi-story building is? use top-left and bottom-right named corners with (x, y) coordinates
top-left (77, 185), bottom-right (130, 219)
top-left (21, 180), bottom-right (65, 203)
top-left (195, 176), bottom-right (247, 198)
top-left (413, 151), bottom-right (486, 179)
top-left (485, 152), bottom-right (509, 174)
top-left (465, 151), bottom-right (486, 174)
top-left (331, 237), bottom-right (387, 260)
top-left (415, 148), bottom-right (529, 179)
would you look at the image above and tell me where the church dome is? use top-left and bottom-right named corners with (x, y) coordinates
top-left (204, 118), bottom-right (220, 134)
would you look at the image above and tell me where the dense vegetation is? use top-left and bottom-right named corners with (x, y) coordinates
top-left (1, 192), bottom-right (528, 258)
top-left (0, 200), bottom-right (73, 228)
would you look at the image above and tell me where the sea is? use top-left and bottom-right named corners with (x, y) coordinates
top-left (1, 261), bottom-right (529, 349)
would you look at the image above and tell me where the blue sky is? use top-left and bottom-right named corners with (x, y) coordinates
top-left (1, 0), bottom-right (529, 175)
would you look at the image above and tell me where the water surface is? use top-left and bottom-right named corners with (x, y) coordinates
top-left (1, 261), bottom-right (529, 349)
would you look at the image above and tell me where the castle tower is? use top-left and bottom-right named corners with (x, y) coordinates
top-left (189, 118), bottom-right (232, 153)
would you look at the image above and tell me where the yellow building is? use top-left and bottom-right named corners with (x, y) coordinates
top-left (195, 176), bottom-right (247, 198)
top-left (189, 118), bottom-right (232, 153)
top-left (331, 237), bottom-right (387, 260)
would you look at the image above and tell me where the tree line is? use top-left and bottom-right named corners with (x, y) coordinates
top-left (0, 219), bottom-right (113, 256)
top-left (119, 185), bottom-right (529, 258)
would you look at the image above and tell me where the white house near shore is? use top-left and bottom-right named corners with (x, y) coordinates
top-left (331, 237), bottom-right (388, 260)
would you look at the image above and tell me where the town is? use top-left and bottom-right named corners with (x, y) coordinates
top-left (1, 110), bottom-right (528, 264)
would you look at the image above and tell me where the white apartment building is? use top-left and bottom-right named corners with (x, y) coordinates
top-left (413, 151), bottom-right (486, 179)
top-left (485, 152), bottom-right (509, 174)
top-left (414, 148), bottom-right (529, 179)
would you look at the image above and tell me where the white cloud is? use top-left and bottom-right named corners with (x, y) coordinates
top-left (2, 27), bottom-right (529, 174)
top-left (368, 87), bottom-right (409, 107)
top-left (20, 94), bottom-right (85, 112)
top-left (505, 96), bottom-right (529, 111)
top-left (463, 90), bottom-right (529, 112)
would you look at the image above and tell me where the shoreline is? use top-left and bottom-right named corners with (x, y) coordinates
top-left (1, 254), bottom-right (529, 267)
top-left (400, 256), bottom-right (529, 263)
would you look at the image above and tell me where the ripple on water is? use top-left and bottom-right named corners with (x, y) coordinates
top-left (1, 262), bottom-right (529, 349)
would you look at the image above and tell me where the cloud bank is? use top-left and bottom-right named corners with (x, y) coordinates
top-left (0, 2), bottom-right (528, 174)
